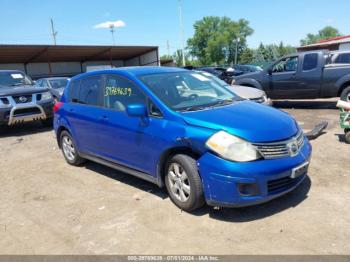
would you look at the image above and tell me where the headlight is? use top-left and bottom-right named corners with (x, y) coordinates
top-left (41, 91), bottom-right (52, 100)
top-left (206, 131), bottom-right (261, 162)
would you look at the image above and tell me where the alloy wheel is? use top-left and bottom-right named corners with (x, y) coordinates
top-left (167, 163), bottom-right (191, 202)
top-left (62, 136), bottom-right (76, 161)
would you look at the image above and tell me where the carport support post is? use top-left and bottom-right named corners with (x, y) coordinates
top-left (46, 50), bottom-right (52, 77)
top-left (109, 48), bottom-right (113, 67)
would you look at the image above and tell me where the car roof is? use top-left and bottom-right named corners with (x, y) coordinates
top-left (72, 66), bottom-right (188, 81)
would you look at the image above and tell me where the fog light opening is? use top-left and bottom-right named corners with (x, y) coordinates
top-left (238, 183), bottom-right (259, 197)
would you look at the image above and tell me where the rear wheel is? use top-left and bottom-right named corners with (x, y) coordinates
top-left (340, 86), bottom-right (350, 102)
top-left (165, 154), bottom-right (205, 211)
top-left (60, 131), bottom-right (85, 166)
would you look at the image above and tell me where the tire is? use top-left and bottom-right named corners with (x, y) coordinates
top-left (60, 130), bottom-right (85, 166)
top-left (345, 130), bottom-right (350, 144)
top-left (41, 117), bottom-right (53, 127)
top-left (164, 154), bottom-right (205, 211)
top-left (340, 86), bottom-right (350, 102)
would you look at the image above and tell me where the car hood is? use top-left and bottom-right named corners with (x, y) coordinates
top-left (0, 85), bottom-right (48, 96)
top-left (229, 85), bottom-right (264, 99)
top-left (235, 71), bottom-right (262, 81)
top-left (181, 100), bottom-right (298, 143)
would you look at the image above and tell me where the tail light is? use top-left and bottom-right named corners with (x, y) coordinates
top-left (53, 102), bottom-right (64, 113)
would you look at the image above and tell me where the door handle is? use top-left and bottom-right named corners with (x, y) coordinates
top-left (99, 115), bottom-right (108, 121)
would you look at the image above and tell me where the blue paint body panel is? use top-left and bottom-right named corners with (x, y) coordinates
top-left (54, 67), bottom-right (312, 207)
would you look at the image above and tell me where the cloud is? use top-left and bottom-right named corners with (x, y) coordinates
top-left (93, 20), bottom-right (126, 29)
top-left (326, 18), bottom-right (334, 24)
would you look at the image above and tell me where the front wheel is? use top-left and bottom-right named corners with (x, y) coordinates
top-left (165, 154), bottom-right (205, 212)
top-left (340, 86), bottom-right (350, 102)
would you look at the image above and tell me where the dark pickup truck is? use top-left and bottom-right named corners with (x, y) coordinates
top-left (0, 70), bottom-right (55, 128)
top-left (234, 50), bottom-right (350, 101)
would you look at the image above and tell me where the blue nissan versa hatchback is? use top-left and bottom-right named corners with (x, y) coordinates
top-left (54, 67), bottom-right (312, 211)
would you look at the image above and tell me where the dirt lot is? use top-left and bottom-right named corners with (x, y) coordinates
top-left (0, 99), bottom-right (349, 255)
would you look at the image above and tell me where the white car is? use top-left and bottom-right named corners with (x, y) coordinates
top-left (197, 71), bottom-right (272, 106)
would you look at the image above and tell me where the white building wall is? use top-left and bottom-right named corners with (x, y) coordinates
top-left (82, 60), bottom-right (123, 71)
top-left (140, 50), bottom-right (159, 66)
top-left (339, 43), bottom-right (350, 51)
top-left (0, 63), bottom-right (25, 72)
top-left (124, 57), bottom-right (140, 66)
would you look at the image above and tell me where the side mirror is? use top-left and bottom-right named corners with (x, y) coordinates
top-left (267, 67), bottom-right (273, 75)
top-left (126, 104), bottom-right (148, 118)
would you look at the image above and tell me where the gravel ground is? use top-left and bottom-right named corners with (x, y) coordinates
top-left (0, 99), bottom-right (349, 254)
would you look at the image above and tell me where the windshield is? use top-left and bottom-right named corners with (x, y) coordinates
top-left (49, 79), bottom-right (69, 89)
top-left (139, 71), bottom-right (239, 112)
top-left (0, 72), bottom-right (33, 87)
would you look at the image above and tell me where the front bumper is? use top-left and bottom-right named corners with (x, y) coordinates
top-left (0, 99), bottom-right (54, 126)
top-left (197, 139), bottom-right (312, 207)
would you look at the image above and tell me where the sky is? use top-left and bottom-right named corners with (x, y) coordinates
top-left (0, 0), bottom-right (349, 56)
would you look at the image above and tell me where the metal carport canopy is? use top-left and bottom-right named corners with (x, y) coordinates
top-left (0, 44), bottom-right (159, 64)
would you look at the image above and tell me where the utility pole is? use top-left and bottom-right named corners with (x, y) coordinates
top-left (178, 0), bottom-right (186, 66)
top-left (109, 24), bottom-right (116, 46)
top-left (50, 18), bottom-right (58, 45)
top-left (167, 40), bottom-right (171, 57)
top-left (234, 37), bottom-right (240, 65)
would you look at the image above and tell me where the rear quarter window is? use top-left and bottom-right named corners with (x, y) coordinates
top-left (303, 53), bottom-right (318, 70)
top-left (69, 79), bottom-right (80, 102)
top-left (334, 53), bottom-right (350, 64)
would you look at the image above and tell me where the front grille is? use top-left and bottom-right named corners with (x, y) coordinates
top-left (12, 95), bottom-right (32, 104)
top-left (13, 107), bottom-right (41, 116)
top-left (253, 130), bottom-right (304, 159)
top-left (268, 174), bottom-right (305, 194)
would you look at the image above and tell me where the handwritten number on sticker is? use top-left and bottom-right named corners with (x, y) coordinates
top-left (105, 87), bottom-right (132, 97)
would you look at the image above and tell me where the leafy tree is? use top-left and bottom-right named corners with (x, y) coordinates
top-left (173, 49), bottom-right (191, 66)
top-left (160, 55), bottom-right (173, 62)
top-left (240, 48), bottom-right (254, 64)
top-left (187, 16), bottom-right (253, 65)
top-left (300, 26), bottom-right (341, 46)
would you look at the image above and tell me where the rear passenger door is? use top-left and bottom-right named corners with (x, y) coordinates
top-left (66, 76), bottom-right (104, 154)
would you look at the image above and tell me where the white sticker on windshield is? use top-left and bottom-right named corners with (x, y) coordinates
top-left (191, 73), bottom-right (210, 81)
top-left (11, 74), bottom-right (24, 79)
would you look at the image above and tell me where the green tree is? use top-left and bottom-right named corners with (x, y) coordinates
top-left (300, 26), bottom-right (341, 46)
top-left (240, 48), bottom-right (254, 64)
top-left (173, 49), bottom-right (191, 66)
top-left (187, 16), bottom-right (253, 65)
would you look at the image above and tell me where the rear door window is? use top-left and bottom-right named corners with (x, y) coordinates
top-left (303, 53), bottom-right (318, 70)
top-left (77, 76), bottom-right (102, 106)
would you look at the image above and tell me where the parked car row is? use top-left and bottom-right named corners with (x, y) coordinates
top-left (234, 50), bottom-right (350, 101)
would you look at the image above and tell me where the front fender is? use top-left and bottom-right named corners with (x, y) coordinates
top-left (235, 78), bottom-right (263, 90)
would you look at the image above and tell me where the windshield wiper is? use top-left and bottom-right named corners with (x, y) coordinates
top-left (178, 99), bottom-right (234, 112)
top-left (10, 83), bottom-right (27, 86)
top-left (209, 99), bottom-right (234, 107)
